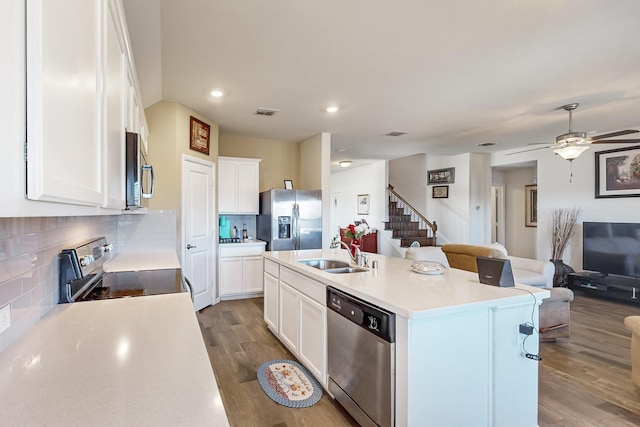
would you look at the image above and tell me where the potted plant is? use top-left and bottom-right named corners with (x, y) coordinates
top-left (549, 207), bottom-right (582, 287)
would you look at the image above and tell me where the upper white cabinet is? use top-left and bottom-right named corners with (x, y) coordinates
top-left (218, 157), bottom-right (261, 214)
top-left (26, 0), bottom-right (104, 206)
top-left (102, 0), bottom-right (126, 209)
top-left (22, 0), bottom-right (145, 212)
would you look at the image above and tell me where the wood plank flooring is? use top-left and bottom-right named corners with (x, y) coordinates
top-left (197, 292), bottom-right (640, 427)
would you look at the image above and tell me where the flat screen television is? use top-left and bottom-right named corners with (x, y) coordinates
top-left (583, 222), bottom-right (640, 278)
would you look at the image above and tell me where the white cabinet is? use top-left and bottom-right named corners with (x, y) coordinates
top-left (270, 264), bottom-right (328, 387)
top-left (219, 243), bottom-right (266, 298)
top-left (298, 293), bottom-right (327, 384)
top-left (218, 157), bottom-right (261, 214)
top-left (26, 0), bottom-right (104, 206)
top-left (279, 282), bottom-right (300, 353)
top-left (263, 262), bottom-right (279, 333)
top-left (102, 0), bottom-right (126, 209)
top-left (18, 0), bottom-right (146, 214)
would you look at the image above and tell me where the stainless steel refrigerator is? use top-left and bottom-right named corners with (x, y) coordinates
top-left (257, 189), bottom-right (322, 251)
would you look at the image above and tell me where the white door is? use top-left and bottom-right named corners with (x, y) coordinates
top-left (182, 156), bottom-right (215, 310)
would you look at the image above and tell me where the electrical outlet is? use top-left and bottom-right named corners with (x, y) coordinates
top-left (0, 304), bottom-right (11, 334)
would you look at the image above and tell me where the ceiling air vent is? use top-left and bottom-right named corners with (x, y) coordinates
top-left (477, 142), bottom-right (496, 147)
top-left (256, 108), bottom-right (279, 116)
top-left (386, 131), bottom-right (408, 137)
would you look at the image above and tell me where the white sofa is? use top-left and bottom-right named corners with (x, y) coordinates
top-left (405, 243), bottom-right (554, 288)
top-left (405, 243), bottom-right (573, 341)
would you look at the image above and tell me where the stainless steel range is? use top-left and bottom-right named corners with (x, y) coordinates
top-left (59, 237), bottom-right (187, 303)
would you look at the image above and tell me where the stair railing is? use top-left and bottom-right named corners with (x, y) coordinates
top-left (387, 185), bottom-right (438, 244)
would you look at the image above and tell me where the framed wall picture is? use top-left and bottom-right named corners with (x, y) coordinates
top-left (357, 194), bottom-right (370, 215)
top-left (432, 185), bottom-right (449, 199)
top-left (189, 116), bottom-right (210, 155)
top-left (427, 167), bottom-right (455, 184)
top-left (284, 179), bottom-right (294, 189)
top-left (595, 146), bottom-right (640, 198)
top-left (525, 184), bottom-right (537, 227)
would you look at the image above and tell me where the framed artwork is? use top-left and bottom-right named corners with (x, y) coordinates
top-left (284, 179), bottom-right (294, 189)
top-left (428, 167), bottom-right (455, 184)
top-left (595, 146), bottom-right (640, 198)
top-left (432, 185), bottom-right (449, 199)
top-left (525, 184), bottom-right (537, 227)
top-left (189, 116), bottom-right (210, 155)
top-left (357, 194), bottom-right (370, 215)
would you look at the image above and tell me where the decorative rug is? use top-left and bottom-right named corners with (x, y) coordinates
top-left (256, 359), bottom-right (323, 408)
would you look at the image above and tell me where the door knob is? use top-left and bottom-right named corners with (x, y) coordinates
top-left (187, 244), bottom-right (197, 249)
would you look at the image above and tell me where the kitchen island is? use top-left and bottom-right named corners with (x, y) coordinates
top-left (0, 293), bottom-right (229, 427)
top-left (263, 249), bottom-right (549, 427)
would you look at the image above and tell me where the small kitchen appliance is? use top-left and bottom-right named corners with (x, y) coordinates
top-left (219, 215), bottom-right (230, 239)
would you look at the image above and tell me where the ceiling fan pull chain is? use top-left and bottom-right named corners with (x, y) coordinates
top-left (569, 160), bottom-right (574, 183)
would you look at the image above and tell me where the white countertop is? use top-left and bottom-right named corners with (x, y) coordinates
top-left (0, 293), bottom-right (229, 427)
top-left (265, 249), bottom-right (550, 319)
top-left (103, 252), bottom-right (181, 272)
top-left (218, 239), bottom-right (266, 247)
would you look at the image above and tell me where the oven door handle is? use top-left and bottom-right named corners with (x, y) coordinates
top-left (182, 275), bottom-right (194, 302)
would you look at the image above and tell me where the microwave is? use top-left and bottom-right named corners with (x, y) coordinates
top-left (125, 132), bottom-right (154, 209)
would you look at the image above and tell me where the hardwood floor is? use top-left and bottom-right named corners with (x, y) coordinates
top-left (197, 293), bottom-right (640, 427)
top-left (197, 297), bottom-right (357, 427)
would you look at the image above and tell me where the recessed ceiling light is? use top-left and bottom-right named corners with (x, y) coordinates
top-left (211, 90), bottom-right (224, 97)
top-left (339, 160), bottom-right (352, 168)
top-left (326, 106), bottom-right (339, 113)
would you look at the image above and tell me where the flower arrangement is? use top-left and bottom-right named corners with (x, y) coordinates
top-left (344, 221), bottom-right (371, 242)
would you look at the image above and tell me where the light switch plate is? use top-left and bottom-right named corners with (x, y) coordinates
top-left (0, 304), bottom-right (11, 334)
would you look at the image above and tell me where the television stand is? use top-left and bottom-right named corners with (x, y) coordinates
top-left (569, 272), bottom-right (640, 304)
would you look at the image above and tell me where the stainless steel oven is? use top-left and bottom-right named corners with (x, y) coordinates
top-left (327, 287), bottom-right (396, 427)
top-left (59, 237), bottom-right (188, 303)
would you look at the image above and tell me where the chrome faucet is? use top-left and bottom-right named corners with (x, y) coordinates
top-left (333, 240), bottom-right (365, 266)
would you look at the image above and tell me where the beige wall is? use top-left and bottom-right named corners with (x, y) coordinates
top-left (218, 134), bottom-right (299, 191)
top-left (145, 101), bottom-right (219, 211)
top-left (299, 134), bottom-right (324, 190)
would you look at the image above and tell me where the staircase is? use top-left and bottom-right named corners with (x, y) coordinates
top-left (384, 185), bottom-right (437, 248)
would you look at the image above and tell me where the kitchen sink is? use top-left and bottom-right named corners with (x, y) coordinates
top-left (324, 267), bottom-right (368, 274)
top-left (298, 259), bottom-right (350, 270)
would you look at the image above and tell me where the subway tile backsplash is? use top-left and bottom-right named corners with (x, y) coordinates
top-left (0, 210), bottom-right (177, 353)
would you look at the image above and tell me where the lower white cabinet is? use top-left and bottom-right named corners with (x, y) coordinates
top-left (219, 243), bottom-right (266, 299)
top-left (298, 293), bottom-right (327, 385)
top-left (268, 264), bottom-right (328, 387)
top-left (263, 272), bottom-right (279, 332)
top-left (279, 282), bottom-right (300, 353)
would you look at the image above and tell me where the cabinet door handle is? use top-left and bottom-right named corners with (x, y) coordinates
top-left (187, 244), bottom-right (197, 249)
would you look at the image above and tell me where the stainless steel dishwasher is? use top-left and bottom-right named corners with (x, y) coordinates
top-left (327, 287), bottom-right (396, 427)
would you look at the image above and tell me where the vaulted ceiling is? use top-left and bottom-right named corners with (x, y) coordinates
top-left (123, 0), bottom-right (640, 167)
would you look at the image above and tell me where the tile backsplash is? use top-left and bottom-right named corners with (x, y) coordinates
top-left (0, 210), bottom-right (177, 353)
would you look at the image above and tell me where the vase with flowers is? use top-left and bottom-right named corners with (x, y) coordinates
top-left (549, 207), bottom-right (582, 287)
top-left (343, 221), bottom-right (371, 257)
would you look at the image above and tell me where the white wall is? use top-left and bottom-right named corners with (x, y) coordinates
top-left (426, 154), bottom-right (471, 244)
top-left (492, 167), bottom-right (537, 258)
top-left (330, 161), bottom-right (387, 244)
top-left (389, 154), bottom-right (428, 213)
top-left (492, 144), bottom-right (640, 269)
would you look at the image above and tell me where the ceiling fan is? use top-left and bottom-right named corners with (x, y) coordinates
top-left (508, 103), bottom-right (640, 160)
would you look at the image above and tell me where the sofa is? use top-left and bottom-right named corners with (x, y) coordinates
top-left (405, 243), bottom-right (574, 340)
top-left (624, 316), bottom-right (640, 387)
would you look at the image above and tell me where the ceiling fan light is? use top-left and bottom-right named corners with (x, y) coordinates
top-left (339, 160), bottom-right (352, 168)
top-left (554, 145), bottom-right (590, 160)
top-left (556, 131), bottom-right (587, 146)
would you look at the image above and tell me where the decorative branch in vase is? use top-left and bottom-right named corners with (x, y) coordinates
top-left (549, 207), bottom-right (582, 287)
